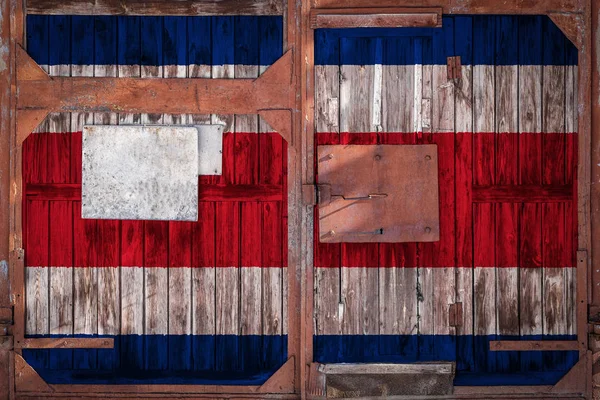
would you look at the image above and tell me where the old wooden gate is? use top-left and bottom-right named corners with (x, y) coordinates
top-left (313, 15), bottom-right (580, 386)
top-left (20, 15), bottom-right (290, 387)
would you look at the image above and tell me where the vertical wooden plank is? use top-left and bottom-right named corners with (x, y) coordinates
top-left (258, 15), bottom-right (283, 133)
top-left (314, 30), bottom-right (339, 134)
top-left (234, 16), bottom-right (262, 372)
top-left (518, 15), bottom-right (544, 373)
top-left (420, 20), bottom-right (456, 361)
top-left (97, 220), bottom-right (119, 370)
top-left (337, 36), bottom-right (380, 362)
top-left (339, 37), bottom-right (379, 134)
top-left (47, 16), bottom-right (71, 135)
top-left (234, 16), bottom-right (259, 134)
top-left (541, 17), bottom-right (569, 371)
top-left (418, 37), bottom-right (434, 356)
top-left (378, 37), bottom-right (418, 358)
top-left (494, 16), bottom-right (519, 373)
top-left (141, 16), bottom-right (163, 125)
top-left (72, 202), bottom-right (97, 370)
top-left (187, 16), bottom-right (212, 125)
top-left (472, 15), bottom-right (496, 374)
top-left (168, 221), bottom-right (193, 371)
top-left (211, 16), bottom-right (234, 132)
top-left (473, 203), bottom-right (495, 372)
top-left (89, 15), bottom-right (120, 371)
top-left (70, 16), bottom-right (94, 132)
top-left (378, 244), bottom-right (418, 356)
top-left (191, 202), bottom-right (216, 371)
top-left (454, 15), bottom-right (474, 372)
top-left (262, 201), bottom-right (284, 369)
top-left (565, 61), bottom-right (577, 337)
top-left (381, 37), bottom-right (413, 133)
top-left (240, 202), bottom-right (262, 371)
top-left (46, 17), bottom-right (73, 370)
top-left (144, 220), bottom-right (168, 370)
top-left (25, 202), bottom-right (49, 335)
top-left (378, 127), bottom-right (418, 357)
top-left (120, 220), bottom-right (144, 370)
top-left (48, 201), bottom-right (73, 370)
top-left (117, 15), bottom-right (141, 125)
top-left (163, 16), bottom-right (187, 125)
top-left (116, 18), bottom-right (143, 369)
top-left (93, 16), bottom-right (117, 126)
top-left (215, 202), bottom-right (240, 371)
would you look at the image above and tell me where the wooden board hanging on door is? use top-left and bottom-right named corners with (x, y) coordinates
top-left (317, 144), bottom-right (439, 243)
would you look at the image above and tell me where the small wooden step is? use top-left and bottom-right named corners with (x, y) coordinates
top-left (322, 363), bottom-right (455, 398)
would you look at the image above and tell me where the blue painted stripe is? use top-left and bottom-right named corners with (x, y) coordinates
top-left (23, 334), bottom-right (287, 385)
top-left (188, 16), bottom-right (211, 66)
top-left (94, 16), bottom-right (117, 65)
top-left (71, 16), bottom-right (94, 66)
top-left (314, 15), bottom-right (577, 65)
top-left (26, 15), bottom-right (283, 67)
top-left (314, 334), bottom-right (578, 386)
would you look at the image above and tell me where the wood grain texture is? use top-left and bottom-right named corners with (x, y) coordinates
top-left (26, 0), bottom-right (284, 15)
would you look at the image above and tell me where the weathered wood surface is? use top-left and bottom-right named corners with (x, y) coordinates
top-left (22, 14), bottom-right (288, 379)
top-left (313, 16), bottom-right (578, 371)
top-left (26, 0), bottom-right (284, 15)
top-left (312, 0), bottom-right (582, 14)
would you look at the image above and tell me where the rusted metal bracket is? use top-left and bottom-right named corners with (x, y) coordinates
top-left (549, 13), bottom-right (583, 50)
top-left (15, 353), bottom-right (53, 392)
top-left (19, 338), bottom-right (114, 349)
top-left (309, 7), bottom-right (442, 29)
top-left (490, 340), bottom-right (580, 351)
top-left (258, 356), bottom-right (295, 393)
top-left (446, 56), bottom-right (461, 81)
top-left (16, 45), bottom-right (294, 144)
top-left (448, 302), bottom-right (463, 327)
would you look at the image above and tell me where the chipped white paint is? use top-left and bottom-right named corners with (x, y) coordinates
top-left (82, 125), bottom-right (199, 221)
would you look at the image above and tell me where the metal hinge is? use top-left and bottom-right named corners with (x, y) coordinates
top-left (446, 56), bottom-right (462, 80)
top-left (448, 302), bottom-right (463, 327)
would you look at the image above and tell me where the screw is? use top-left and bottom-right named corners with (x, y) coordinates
top-left (425, 155), bottom-right (432, 161)
top-left (425, 227), bottom-right (431, 233)
top-left (374, 155), bottom-right (382, 161)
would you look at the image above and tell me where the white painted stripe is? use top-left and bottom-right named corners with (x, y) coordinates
top-left (315, 266), bottom-right (575, 336)
top-left (26, 266), bottom-right (283, 335)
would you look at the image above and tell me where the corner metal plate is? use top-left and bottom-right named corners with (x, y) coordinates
top-left (317, 144), bottom-right (439, 243)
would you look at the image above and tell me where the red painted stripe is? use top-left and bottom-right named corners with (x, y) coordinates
top-left (121, 220), bottom-right (144, 267)
top-left (23, 131), bottom-right (287, 270)
top-left (169, 220), bottom-right (193, 268)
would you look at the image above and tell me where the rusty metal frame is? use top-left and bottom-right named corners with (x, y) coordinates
top-left (300, 0), bottom-right (595, 399)
top-left (309, 7), bottom-right (443, 29)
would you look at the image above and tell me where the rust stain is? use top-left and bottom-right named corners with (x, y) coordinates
top-left (596, 12), bottom-right (600, 104)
